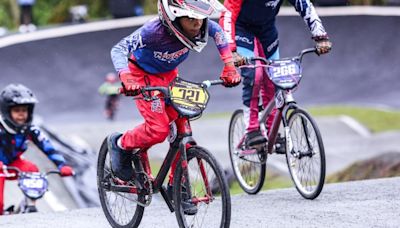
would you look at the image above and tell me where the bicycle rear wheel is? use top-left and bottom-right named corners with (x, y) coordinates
top-left (173, 146), bottom-right (231, 228)
top-left (97, 138), bottom-right (145, 228)
top-left (286, 108), bottom-right (326, 199)
top-left (228, 109), bottom-right (266, 194)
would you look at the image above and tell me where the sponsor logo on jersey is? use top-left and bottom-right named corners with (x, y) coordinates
top-left (214, 31), bottom-right (226, 46)
top-left (235, 35), bottom-right (253, 45)
top-left (267, 38), bottom-right (279, 53)
top-left (130, 31), bottom-right (146, 51)
top-left (266, 0), bottom-right (280, 9)
top-left (154, 48), bottom-right (189, 62)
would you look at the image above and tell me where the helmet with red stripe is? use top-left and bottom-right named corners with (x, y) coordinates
top-left (158, 0), bottom-right (225, 52)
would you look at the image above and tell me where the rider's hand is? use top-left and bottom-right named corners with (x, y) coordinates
top-left (313, 36), bottom-right (332, 55)
top-left (119, 69), bottom-right (142, 96)
top-left (233, 52), bottom-right (246, 67)
top-left (220, 63), bottom-right (241, 87)
top-left (59, 165), bottom-right (75, 177)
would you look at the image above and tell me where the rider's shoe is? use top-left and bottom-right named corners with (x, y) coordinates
top-left (108, 133), bottom-right (134, 181)
top-left (275, 134), bottom-right (286, 154)
top-left (167, 184), bottom-right (198, 215)
top-left (245, 130), bottom-right (267, 148)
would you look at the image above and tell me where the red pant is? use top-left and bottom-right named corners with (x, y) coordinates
top-left (120, 63), bottom-right (179, 150)
top-left (248, 39), bottom-right (277, 132)
top-left (0, 157), bottom-right (39, 215)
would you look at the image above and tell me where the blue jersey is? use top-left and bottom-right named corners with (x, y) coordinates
top-left (220, 0), bottom-right (328, 53)
top-left (0, 123), bottom-right (65, 167)
top-left (111, 18), bottom-right (231, 74)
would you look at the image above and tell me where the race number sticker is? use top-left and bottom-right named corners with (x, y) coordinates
top-left (267, 59), bottom-right (302, 89)
top-left (21, 178), bottom-right (45, 189)
top-left (170, 79), bottom-right (209, 109)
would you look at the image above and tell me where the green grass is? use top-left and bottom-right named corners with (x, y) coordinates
top-left (229, 173), bottom-right (292, 195)
top-left (308, 105), bottom-right (400, 133)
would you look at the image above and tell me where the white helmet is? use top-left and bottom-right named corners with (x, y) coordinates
top-left (158, 0), bottom-right (226, 52)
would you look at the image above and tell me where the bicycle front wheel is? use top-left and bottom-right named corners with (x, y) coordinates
top-left (97, 138), bottom-right (145, 228)
top-left (286, 108), bottom-right (326, 199)
top-left (228, 109), bottom-right (266, 194)
top-left (173, 146), bottom-right (231, 228)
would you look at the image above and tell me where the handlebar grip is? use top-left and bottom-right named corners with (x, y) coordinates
top-left (201, 80), bottom-right (224, 88)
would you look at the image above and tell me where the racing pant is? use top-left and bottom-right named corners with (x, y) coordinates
top-left (235, 23), bottom-right (279, 133)
top-left (120, 63), bottom-right (179, 184)
top-left (0, 156), bottom-right (39, 215)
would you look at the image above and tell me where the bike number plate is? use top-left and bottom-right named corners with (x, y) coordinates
top-left (170, 78), bottom-right (209, 117)
top-left (267, 60), bottom-right (302, 89)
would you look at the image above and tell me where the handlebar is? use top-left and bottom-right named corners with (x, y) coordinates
top-left (242, 47), bottom-right (318, 66)
top-left (122, 79), bottom-right (224, 99)
top-left (1, 165), bottom-right (61, 177)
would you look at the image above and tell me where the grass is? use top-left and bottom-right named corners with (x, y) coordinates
top-left (308, 105), bottom-right (400, 133)
top-left (229, 172), bottom-right (292, 195)
top-left (203, 106), bottom-right (400, 133)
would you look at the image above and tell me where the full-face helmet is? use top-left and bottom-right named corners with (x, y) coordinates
top-left (0, 84), bottom-right (38, 134)
top-left (158, 0), bottom-right (226, 52)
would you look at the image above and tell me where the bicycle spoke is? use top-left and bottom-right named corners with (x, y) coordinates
top-left (286, 109), bottom-right (326, 199)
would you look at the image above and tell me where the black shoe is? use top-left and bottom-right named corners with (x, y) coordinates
top-left (167, 184), bottom-right (198, 215)
top-left (108, 133), bottom-right (134, 181)
top-left (245, 130), bottom-right (267, 148)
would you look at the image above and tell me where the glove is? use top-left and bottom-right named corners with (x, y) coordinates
top-left (220, 64), bottom-right (241, 87)
top-left (233, 52), bottom-right (246, 67)
top-left (313, 36), bottom-right (332, 55)
top-left (59, 165), bottom-right (75, 177)
top-left (119, 69), bottom-right (142, 96)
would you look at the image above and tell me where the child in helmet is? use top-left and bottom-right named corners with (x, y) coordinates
top-left (0, 84), bottom-right (74, 215)
top-left (98, 72), bottom-right (121, 120)
top-left (109, 0), bottom-right (241, 214)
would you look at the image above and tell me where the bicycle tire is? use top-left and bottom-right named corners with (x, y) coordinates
top-left (97, 138), bottom-right (145, 228)
top-left (286, 108), bottom-right (326, 199)
top-left (228, 109), bottom-right (266, 194)
top-left (173, 146), bottom-right (231, 228)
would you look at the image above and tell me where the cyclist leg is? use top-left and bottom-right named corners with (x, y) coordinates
top-left (255, 27), bottom-right (280, 131)
top-left (110, 65), bottom-right (178, 181)
top-left (120, 71), bottom-right (178, 150)
top-left (256, 41), bottom-right (280, 130)
top-left (235, 24), bottom-right (266, 147)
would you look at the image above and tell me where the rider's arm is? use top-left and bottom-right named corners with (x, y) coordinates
top-left (28, 125), bottom-right (66, 168)
top-left (209, 20), bottom-right (240, 87)
top-left (288, 0), bottom-right (329, 40)
top-left (111, 23), bottom-right (148, 73)
top-left (219, 0), bottom-right (244, 52)
top-left (209, 20), bottom-right (234, 65)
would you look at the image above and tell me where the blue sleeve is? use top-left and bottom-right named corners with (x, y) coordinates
top-left (208, 20), bottom-right (230, 50)
top-left (29, 126), bottom-right (66, 168)
top-left (288, 0), bottom-right (328, 38)
top-left (111, 25), bottom-right (148, 72)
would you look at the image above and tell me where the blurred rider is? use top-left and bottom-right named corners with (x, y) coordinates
top-left (98, 72), bottom-right (121, 120)
top-left (0, 84), bottom-right (74, 214)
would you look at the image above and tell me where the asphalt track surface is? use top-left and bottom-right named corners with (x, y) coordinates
top-left (1, 177), bottom-right (399, 227)
top-left (0, 15), bottom-right (399, 123)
